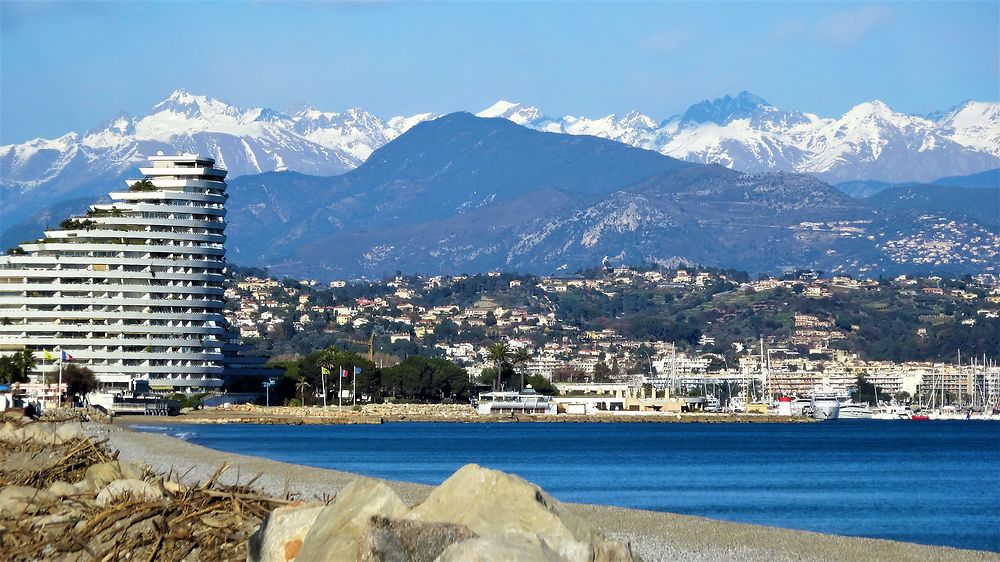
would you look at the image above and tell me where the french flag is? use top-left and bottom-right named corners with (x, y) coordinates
top-left (61, 351), bottom-right (74, 361)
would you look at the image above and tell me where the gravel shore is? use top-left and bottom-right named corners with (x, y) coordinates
top-left (88, 423), bottom-right (998, 562)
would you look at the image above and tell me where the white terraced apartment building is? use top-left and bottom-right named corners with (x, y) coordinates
top-left (0, 154), bottom-right (233, 393)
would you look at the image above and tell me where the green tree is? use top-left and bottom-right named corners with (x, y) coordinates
top-left (524, 374), bottom-right (557, 395)
top-left (593, 361), bottom-right (612, 383)
top-left (62, 364), bottom-right (98, 399)
top-left (851, 375), bottom-right (891, 405)
top-left (11, 350), bottom-right (36, 384)
top-left (381, 356), bottom-right (472, 402)
top-left (0, 355), bottom-right (20, 385)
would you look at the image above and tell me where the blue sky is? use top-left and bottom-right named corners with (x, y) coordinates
top-left (1, 1), bottom-right (997, 144)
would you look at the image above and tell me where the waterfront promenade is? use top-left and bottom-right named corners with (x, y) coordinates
top-left (92, 423), bottom-right (998, 562)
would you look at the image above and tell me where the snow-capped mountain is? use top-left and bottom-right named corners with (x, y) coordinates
top-left (3, 90), bottom-right (998, 227)
top-left (478, 92), bottom-right (1000, 184)
top-left (0, 90), bottom-right (436, 220)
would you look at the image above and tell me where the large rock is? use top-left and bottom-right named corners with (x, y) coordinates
top-left (248, 501), bottom-right (324, 562)
top-left (14, 423), bottom-right (57, 444)
top-left (47, 481), bottom-right (81, 497)
top-left (1, 449), bottom-right (61, 473)
top-left (0, 421), bottom-right (19, 442)
top-left (406, 464), bottom-right (636, 562)
top-left (357, 515), bottom-right (476, 562)
top-left (435, 536), bottom-right (573, 562)
top-left (95, 479), bottom-right (163, 506)
top-left (296, 478), bottom-right (410, 562)
top-left (53, 422), bottom-right (86, 443)
top-left (0, 485), bottom-right (56, 516)
top-left (83, 460), bottom-right (145, 491)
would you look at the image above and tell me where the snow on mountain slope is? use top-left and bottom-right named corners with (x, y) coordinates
top-left (482, 92), bottom-right (999, 183)
top-left (938, 101), bottom-right (1000, 157)
top-left (476, 100), bottom-right (544, 126)
top-left (0, 90), bottom-right (438, 221)
top-left (1, 90), bottom-right (439, 188)
top-left (3, 90), bottom-right (998, 221)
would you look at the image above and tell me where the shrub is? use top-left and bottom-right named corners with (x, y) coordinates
top-left (129, 179), bottom-right (158, 192)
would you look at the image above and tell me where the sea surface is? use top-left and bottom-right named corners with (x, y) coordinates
top-left (134, 421), bottom-right (1000, 552)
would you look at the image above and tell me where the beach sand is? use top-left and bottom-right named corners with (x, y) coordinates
top-left (88, 423), bottom-right (999, 562)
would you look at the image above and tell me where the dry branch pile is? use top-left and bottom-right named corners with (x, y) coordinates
top-left (0, 417), bottom-right (296, 562)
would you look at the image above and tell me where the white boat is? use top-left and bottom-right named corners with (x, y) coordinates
top-left (476, 386), bottom-right (555, 415)
top-left (790, 397), bottom-right (812, 416)
top-left (809, 393), bottom-right (840, 420)
top-left (872, 404), bottom-right (914, 420)
top-left (839, 402), bottom-right (873, 419)
top-left (704, 396), bottom-right (721, 412)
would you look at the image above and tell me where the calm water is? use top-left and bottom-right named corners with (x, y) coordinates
top-left (135, 421), bottom-right (1000, 552)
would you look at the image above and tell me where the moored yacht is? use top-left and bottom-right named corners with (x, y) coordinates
top-left (872, 404), bottom-right (914, 420)
top-left (810, 392), bottom-right (840, 420)
top-left (839, 402), bottom-right (873, 419)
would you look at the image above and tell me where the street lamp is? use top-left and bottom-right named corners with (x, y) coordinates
top-left (262, 378), bottom-right (276, 407)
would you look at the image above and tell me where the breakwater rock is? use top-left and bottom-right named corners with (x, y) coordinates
top-left (250, 463), bottom-right (639, 562)
top-left (178, 403), bottom-right (815, 425)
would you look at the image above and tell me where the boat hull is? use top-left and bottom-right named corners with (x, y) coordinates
top-left (812, 402), bottom-right (840, 420)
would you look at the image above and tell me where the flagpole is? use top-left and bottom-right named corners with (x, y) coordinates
top-left (42, 354), bottom-right (47, 408)
top-left (58, 357), bottom-right (63, 409)
top-left (322, 367), bottom-right (327, 408)
top-left (353, 367), bottom-right (357, 407)
top-left (338, 366), bottom-right (342, 410)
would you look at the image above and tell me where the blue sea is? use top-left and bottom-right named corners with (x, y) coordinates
top-left (134, 421), bottom-right (1000, 552)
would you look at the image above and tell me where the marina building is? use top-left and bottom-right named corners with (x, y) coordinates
top-left (0, 154), bottom-right (238, 393)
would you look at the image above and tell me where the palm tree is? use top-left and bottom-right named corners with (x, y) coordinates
top-left (485, 341), bottom-right (511, 391)
top-left (296, 378), bottom-right (311, 406)
top-left (511, 347), bottom-right (532, 390)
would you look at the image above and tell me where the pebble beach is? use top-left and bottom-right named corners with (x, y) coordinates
top-left (92, 423), bottom-right (999, 562)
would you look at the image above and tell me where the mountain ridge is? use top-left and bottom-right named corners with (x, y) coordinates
top-left (3, 92), bottom-right (999, 267)
top-left (217, 113), bottom-right (995, 280)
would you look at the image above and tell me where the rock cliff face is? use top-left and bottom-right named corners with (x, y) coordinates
top-left (249, 463), bottom-right (639, 562)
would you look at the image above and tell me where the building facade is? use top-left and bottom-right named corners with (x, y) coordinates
top-left (0, 154), bottom-right (231, 393)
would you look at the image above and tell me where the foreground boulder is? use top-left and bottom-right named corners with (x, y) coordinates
top-left (406, 464), bottom-right (634, 562)
top-left (83, 460), bottom-right (145, 491)
top-left (248, 501), bottom-right (325, 562)
top-left (253, 464), bottom-right (638, 562)
top-left (295, 478), bottom-right (410, 562)
top-left (358, 515), bottom-right (476, 562)
top-left (0, 485), bottom-right (56, 516)
top-left (95, 478), bottom-right (163, 506)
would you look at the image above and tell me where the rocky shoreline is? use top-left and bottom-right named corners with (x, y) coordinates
top-left (163, 403), bottom-right (817, 425)
top-left (90, 422), bottom-right (996, 561)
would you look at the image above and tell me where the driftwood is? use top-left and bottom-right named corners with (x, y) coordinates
top-left (0, 418), bottom-right (293, 562)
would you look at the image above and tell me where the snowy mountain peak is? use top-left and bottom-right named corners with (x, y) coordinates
top-left (149, 89), bottom-right (240, 121)
top-left (619, 111), bottom-right (658, 130)
top-left (246, 107), bottom-right (288, 123)
top-left (937, 100), bottom-right (1000, 157)
top-left (680, 91), bottom-right (772, 125)
top-left (478, 100), bottom-right (521, 117)
top-left (477, 100), bottom-right (543, 125)
top-left (840, 100), bottom-right (920, 129)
